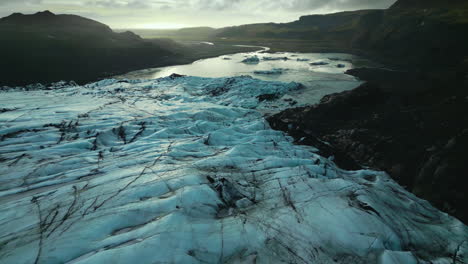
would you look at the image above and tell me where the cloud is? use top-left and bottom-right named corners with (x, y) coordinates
top-left (0, 0), bottom-right (43, 6)
top-left (183, 0), bottom-right (395, 11)
top-left (81, 0), bottom-right (395, 12)
top-left (0, 0), bottom-right (397, 28)
top-left (85, 0), bottom-right (163, 9)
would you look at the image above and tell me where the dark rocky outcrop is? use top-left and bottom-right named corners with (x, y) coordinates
top-left (268, 68), bottom-right (468, 222)
top-left (260, 0), bottom-right (468, 223)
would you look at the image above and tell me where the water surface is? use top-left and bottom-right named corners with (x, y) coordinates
top-left (116, 48), bottom-right (367, 105)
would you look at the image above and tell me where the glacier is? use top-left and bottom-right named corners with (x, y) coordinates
top-left (0, 76), bottom-right (467, 264)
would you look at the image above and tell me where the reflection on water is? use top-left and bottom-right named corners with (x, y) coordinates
top-left (115, 48), bottom-right (368, 105)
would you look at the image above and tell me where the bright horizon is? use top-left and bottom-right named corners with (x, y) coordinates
top-left (0, 0), bottom-right (397, 29)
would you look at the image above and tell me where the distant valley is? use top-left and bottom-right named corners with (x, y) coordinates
top-left (0, 11), bottom-right (258, 86)
top-left (131, 0), bottom-right (468, 71)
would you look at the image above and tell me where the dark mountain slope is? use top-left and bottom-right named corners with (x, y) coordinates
top-left (216, 10), bottom-right (384, 52)
top-left (0, 10), bottom-right (112, 33)
top-left (267, 0), bottom-right (468, 222)
top-left (215, 0), bottom-right (468, 70)
top-left (358, 0), bottom-right (468, 69)
top-left (0, 11), bottom-right (179, 86)
top-left (269, 68), bottom-right (468, 222)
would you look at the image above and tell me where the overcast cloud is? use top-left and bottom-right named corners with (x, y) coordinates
top-left (0, 0), bottom-right (397, 28)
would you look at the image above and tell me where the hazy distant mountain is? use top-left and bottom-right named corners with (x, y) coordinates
top-left (125, 27), bottom-right (218, 41)
top-left (0, 10), bottom-right (112, 33)
top-left (0, 11), bottom-right (179, 86)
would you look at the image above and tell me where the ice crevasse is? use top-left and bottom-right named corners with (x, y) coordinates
top-left (0, 76), bottom-right (466, 264)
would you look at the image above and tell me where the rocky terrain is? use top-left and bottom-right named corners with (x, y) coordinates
top-left (268, 67), bottom-right (468, 223)
top-left (266, 0), bottom-right (468, 223)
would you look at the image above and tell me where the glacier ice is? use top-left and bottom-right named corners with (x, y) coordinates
top-left (253, 68), bottom-right (285, 75)
top-left (0, 76), bottom-right (466, 264)
top-left (241, 56), bottom-right (260, 64)
top-left (262, 56), bottom-right (289, 61)
top-left (310, 61), bottom-right (329, 66)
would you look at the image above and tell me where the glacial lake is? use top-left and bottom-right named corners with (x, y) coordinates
top-left (115, 47), bottom-right (371, 105)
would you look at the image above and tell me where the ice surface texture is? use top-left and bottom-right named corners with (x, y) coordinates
top-left (0, 76), bottom-right (466, 264)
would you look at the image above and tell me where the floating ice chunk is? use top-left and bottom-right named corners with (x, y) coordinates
top-left (310, 61), bottom-right (329, 66)
top-left (241, 55), bottom-right (260, 64)
top-left (200, 41), bottom-right (214, 45)
top-left (253, 68), bottom-right (284, 75)
top-left (262, 56), bottom-right (288, 61)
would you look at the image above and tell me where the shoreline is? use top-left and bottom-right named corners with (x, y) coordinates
top-left (113, 44), bottom-right (269, 80)
top-left (0, 44), bottom-right (262, 88)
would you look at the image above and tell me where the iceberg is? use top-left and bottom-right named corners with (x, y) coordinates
top-left (241, 55), bottom-right (260, 64)
top-left (253, 68), bottom-right (284, 75)
top-left (0, 76), bottom-right (466, 264)
top-left (310, 61), bottom-right (329, 66)
top-left (262, 56), bottom-right (289, 61)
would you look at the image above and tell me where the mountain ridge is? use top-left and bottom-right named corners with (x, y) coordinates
top-left (205, 0), bottom-right (468, 70)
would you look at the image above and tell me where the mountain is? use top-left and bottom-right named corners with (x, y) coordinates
top-left (266, 0), bottom-right (468, 222)
top-left (213, 0), bottom-right (468, 70)
top-left (125, 27), bottom-right (218, 40)
top-left (390, 0), bottom-right (468, 9)
top-left (362, 0), bottom-right (468, 69)
top-left (217, 9), bottom-right (383, 44)
top-left (0, 10), bottom-right (113, 33)
top-left (0, 11), bottom-right (179, 86)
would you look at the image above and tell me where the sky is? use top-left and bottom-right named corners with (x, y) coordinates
top-left (0, 0), bottom-right (397, 29)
